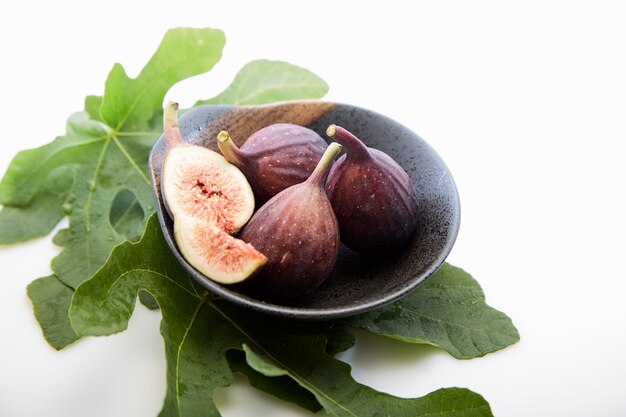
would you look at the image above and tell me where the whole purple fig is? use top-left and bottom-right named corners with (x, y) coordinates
top-left (217, 123), bottom-right (327, 205)
top-left (325, 124), bottom-right (419, 255)
top-left (239, 143), bottom-right (342, 302)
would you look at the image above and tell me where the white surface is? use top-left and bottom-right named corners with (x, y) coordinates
top-left (1, 1), bottom-right (626, 416)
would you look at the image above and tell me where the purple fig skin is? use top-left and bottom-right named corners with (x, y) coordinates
top-left (326, 125), bottom-right (419, 256)
top-left (217, 123), bottom-right (327, 205)
top-left (239, 143), bottom-right (342, 302)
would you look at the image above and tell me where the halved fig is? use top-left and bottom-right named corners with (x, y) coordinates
top-left (161, 102), bottom-right (255, 233)
top-left (160, 102), bottom-right (266, 284)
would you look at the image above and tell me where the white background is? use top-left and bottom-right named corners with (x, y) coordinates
top-left (1, 1), bottom-right (625, 416)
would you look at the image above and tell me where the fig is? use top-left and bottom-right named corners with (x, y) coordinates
top-left (325, 124), bottom-right (419, 255)
top-left (161, 101), bottom-right (266, 284)
top-left (217, 123), bottom-right (327, 204)
top-left (239, 142), bottom-right (343, 301)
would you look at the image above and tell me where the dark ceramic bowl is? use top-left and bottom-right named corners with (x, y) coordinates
top-left (149, 100), bottom-right (460, 320)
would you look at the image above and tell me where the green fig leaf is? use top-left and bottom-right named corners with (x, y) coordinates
top-left (226, 350), bottom-right (322, 413)
top-left (84, 95), bottom-right (104, 121)
top-left (27, 275), bottom-right (79, 350)
top-left (69, 215), bottom-right (493, 417)
top-left (196, 59), bottom-right (329, 106)
top-left (0, 28), bottom-right (227, 289)
top-left (346, 263), bottom-right (520, 359)
top-left (100, 28), bottom-right (225, 132)
top-left (242, 342), bottom-right (492, 417)
top-left (0, 167), bottom-right (73, 244)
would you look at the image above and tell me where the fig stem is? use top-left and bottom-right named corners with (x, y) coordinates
top-left (326, 124), bottom-right (371, 161)
top-left (164, 101), bottom-right (185, 148)
top-left (217, 130), bottom-right (246, 167)
top-left (307, 142), bottom-right (343, 187)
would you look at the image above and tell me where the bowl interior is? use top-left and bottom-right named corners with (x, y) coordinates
top-left (149, 101), bottom-right (460, 320)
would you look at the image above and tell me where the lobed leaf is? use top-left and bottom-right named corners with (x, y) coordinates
top-left (243, 342), bottom-right (492, 417)
top-left (0, 28), bottom-right (228, 289)
top-left (196, 59), bottom-right (329, 106)
top-left (69, 215), bottom-right (495, 417)
top-left (101, 28), bottom-right (226, 132)
top-left (67, 216), bottom-right (254, 416)
top-left (346, 264), bottom-right (520, 359)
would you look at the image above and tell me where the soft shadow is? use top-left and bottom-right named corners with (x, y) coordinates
top-left (339, 328), bottom-right (444, 368)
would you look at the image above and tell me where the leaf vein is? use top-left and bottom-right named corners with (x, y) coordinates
top-left (207, 302), bottom-right (358, 417)
top-left (396, 305), bottom-right (514, 338)
top-left (9, 135), bottom-right (108, 200)
top-left (111, 135), bottom-right (151, 186)
top-left (98, 268), bottom-right (200, 309)
top-left (176, 300), bottom-right (205, 417)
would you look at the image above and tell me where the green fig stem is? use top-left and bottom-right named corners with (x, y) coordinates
top-left (217, 130), bottom-right (246, 167)
top-left (307, 142), bottom-right (343, 187)
top-left (326, 124), bottom-right (371, 161)
top-left (164, 101), bottom-right (185, 148)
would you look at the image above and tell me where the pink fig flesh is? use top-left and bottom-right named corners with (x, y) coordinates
top-left (161, 102), bottom-right (256, 232)
top-left (174, 215), bottom-right (266, 284)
